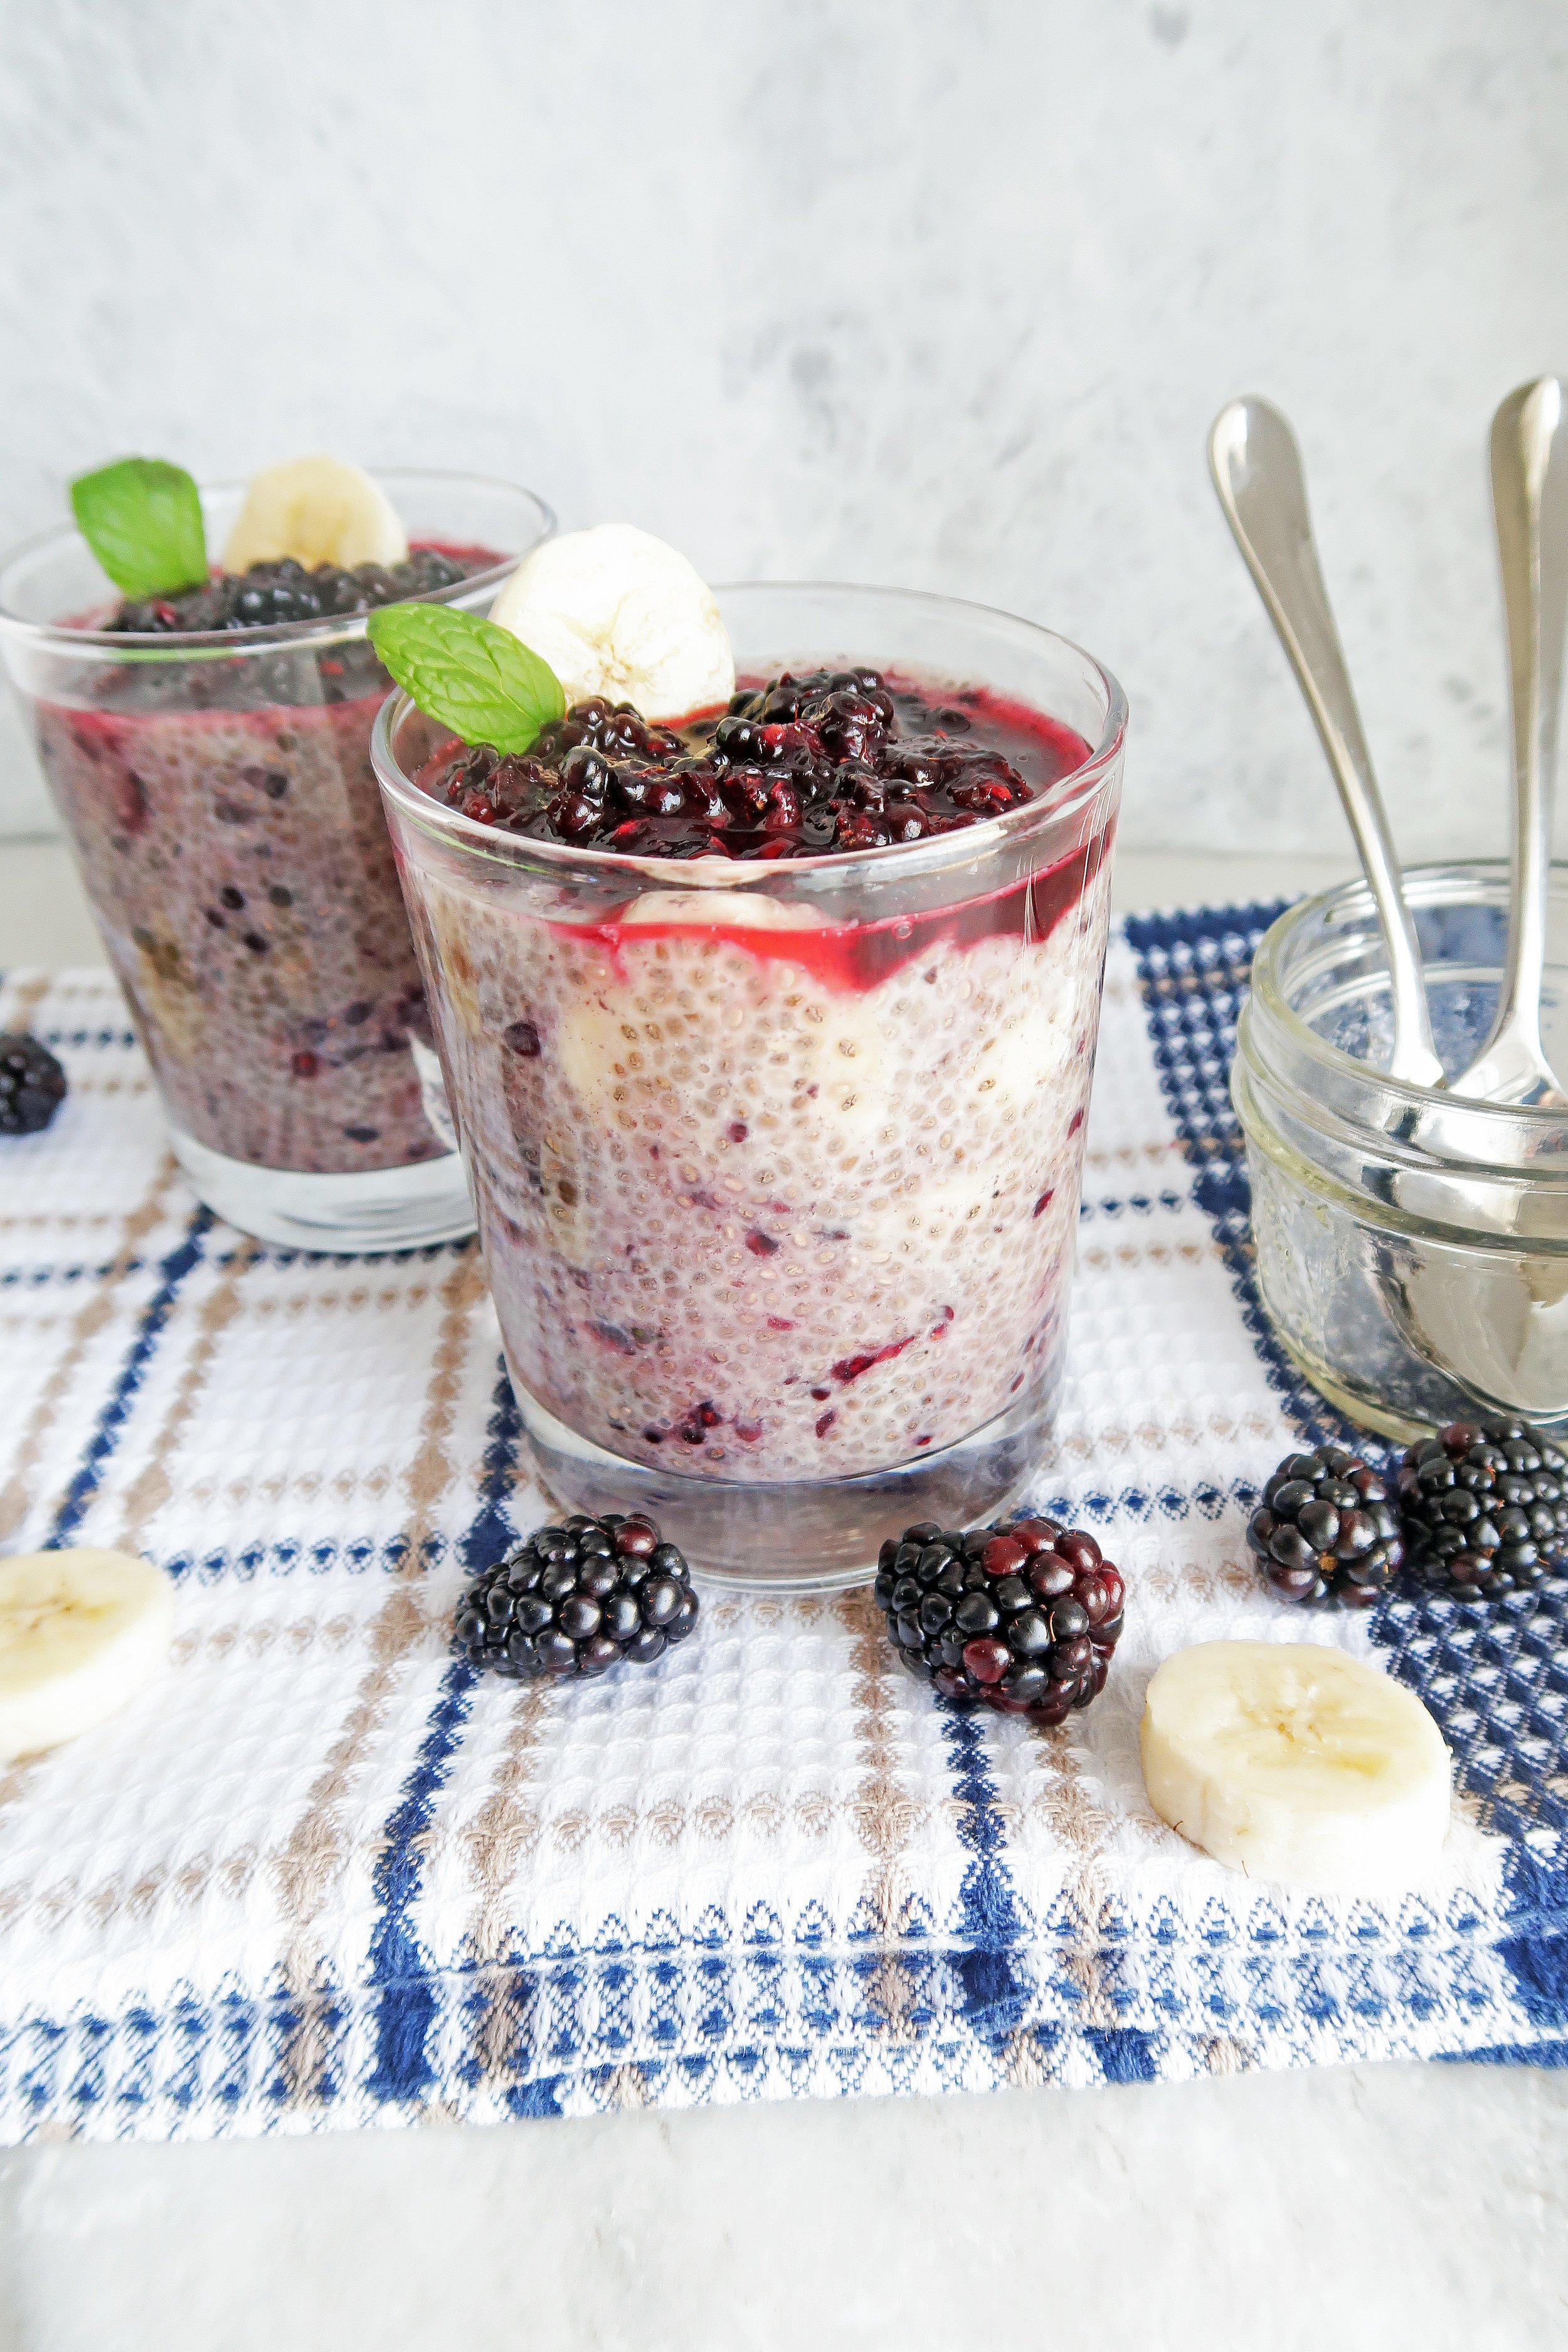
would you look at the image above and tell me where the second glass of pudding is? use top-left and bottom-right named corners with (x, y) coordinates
top-left (0, 472), bottom-right (553, 1253)
top-left (376, 585), bottom-right (1125, 1585)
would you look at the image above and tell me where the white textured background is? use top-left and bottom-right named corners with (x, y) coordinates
top-left (0, 0), bottom-right (1565, 853)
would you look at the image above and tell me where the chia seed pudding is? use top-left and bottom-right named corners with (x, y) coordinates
top-left (0, 470), bottom-right (553, 1246)
top-left (376, 583), bottom-right (1125, 1576)
top-left (36, 550), bottom-right (494, 1173)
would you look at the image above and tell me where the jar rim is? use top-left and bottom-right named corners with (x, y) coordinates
top-left (371, 577), bottom-right (1128, 886)
top-left (0, 467), bottom-right (554, 654)
top-left (1244, 860), bottom-right (1568, 1177)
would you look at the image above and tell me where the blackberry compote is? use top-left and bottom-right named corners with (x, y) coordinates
top-left (109, 549), bottom-right (472, 642)
top-left (1247, 1446), bottom-right (1403, 1608)
top-left (1397, 1417), bottom-right (1568, 1598)
top-left (423, 665), bottom-right (1087, 862)
top-left (0, 470), bottom-right (549, 1248)
top-left (455, 1512), bottom-right (699, 1679)
top-left (874, 1515), bottom-right (1125, 1720)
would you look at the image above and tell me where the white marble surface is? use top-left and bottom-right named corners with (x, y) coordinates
top-left (3, 847), bottom-right (1566, 2350)
top-left (4, 2061), bottom-right (1567, 2352)
top-left (1, 0), bottom-right (1566, 856)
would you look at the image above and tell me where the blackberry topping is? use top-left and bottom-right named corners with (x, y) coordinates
top-left (0, 1033), bottom-right (67, 1136)
top-left (1246, 1446), bottom-right (1403, 1608)
top-left (422, 667), bottom-right (1082, 862)
top-left (109, 547), bottom-right (473, 635)
top-left (1397, 1417), bottom-right (1568, 1599)
top-left (95, 546), bottom-right (494, 715)
top-left (873, 1515), bottom-right (1125, 1722)
top-left (453, 1510), bottom-right (699, 1680)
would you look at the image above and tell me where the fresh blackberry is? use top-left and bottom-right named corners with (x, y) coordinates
top-left (453, 1511), bottom-right (699, 1680)
top-left (873, 1515), bottom-right (1125, 1723)
top-left (110, 548), bottom-right (471, 635)
top-left (1246, 1446), bottom-right (1403, 1608)
top-left (1397, 1417), bottom-right (1568, 1599)
top-left (0, 1034), bottom-right (67, 1135)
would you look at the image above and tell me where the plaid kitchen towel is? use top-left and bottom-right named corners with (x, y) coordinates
top-left (1, 906), bottom-right (1565, 2144)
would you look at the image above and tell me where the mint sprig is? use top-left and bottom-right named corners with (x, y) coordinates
top-left (70, 458), bottom-right (208, 600)
top-left (368, 603), bottom-right (566, 755)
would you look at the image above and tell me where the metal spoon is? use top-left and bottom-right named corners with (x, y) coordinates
top-left (1446, 376), bottom-right (1568, 1108)
top-left (1383, 383), bottom-right (1568, 1416)
top-left (1208, 398), bottom-right (1444, 1088)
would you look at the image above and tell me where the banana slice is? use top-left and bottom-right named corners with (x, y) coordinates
top-left (488, 524), bottom-right (734, 721)
top-left (1140, 1640), bottom-right (1451, 1891)
top-left (221, 455), bottom-right (408, 573)
top-left (618, 889), bottom-right (829, 931)
top-left (0, 1549), bottom-right (174, 1762)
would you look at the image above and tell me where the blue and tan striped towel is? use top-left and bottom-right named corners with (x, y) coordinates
top-left (0, 903), bottom-right (1564, 2143)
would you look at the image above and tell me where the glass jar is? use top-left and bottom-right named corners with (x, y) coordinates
top-left (1234, 860), bottom-right (1568, 1443)
top-left (375, 581), bottom-right (1125, 1586)
top-left (0, 472), bottom-right (553, 1251)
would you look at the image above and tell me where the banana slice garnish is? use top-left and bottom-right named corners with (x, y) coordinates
top-left (222, 455), bottom-right (408, 573)
top-left (0, 1548), bottom-right (174, 1762)
top-left (1140, 1639), bottom-right (1452, 1890)
top-left (489, 523), bottom-right (734, 721)
top-left (618, 890), bottom-right (829, 930)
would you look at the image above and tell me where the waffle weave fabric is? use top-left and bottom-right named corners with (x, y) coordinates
top-left (1, 908), bottom-right (1565, 2145)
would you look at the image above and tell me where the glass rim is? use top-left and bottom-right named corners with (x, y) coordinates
top-left (1244, 859), bottom-right (1568, 1164)
top-left (0, 466), bottom-right (556, 654)
top-left (371, 578), bottom-right (1128, 887)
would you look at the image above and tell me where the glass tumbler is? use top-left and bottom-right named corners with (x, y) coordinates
top-left (0, 472), bottom-right (553, 1252)
top-left (375, 583), bottom-right (1125, 1585)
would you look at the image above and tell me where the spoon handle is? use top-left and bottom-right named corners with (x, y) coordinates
top-left (1480, 378), bottom-right (1568, 1081)
top-left (1209, 398), bottom-right (1443, 1088)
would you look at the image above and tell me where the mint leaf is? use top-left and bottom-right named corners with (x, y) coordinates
top-left (368, 603), bottom-right (566, 754)
top-left (69, 458), bottom-right (208, 600)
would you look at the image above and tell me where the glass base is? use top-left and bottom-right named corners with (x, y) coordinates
top-left (1266, 1327), bottom-right (1439, 1446)
top-left (509, 1358), bottom-right (1063, 1591)
top-left (1259, 1277), bottom-right (1568, 1448)
top-left (169, 1125), bottom-right (475, 1254)
top-left (1265, 1318), bottom-right (1568, 1449)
